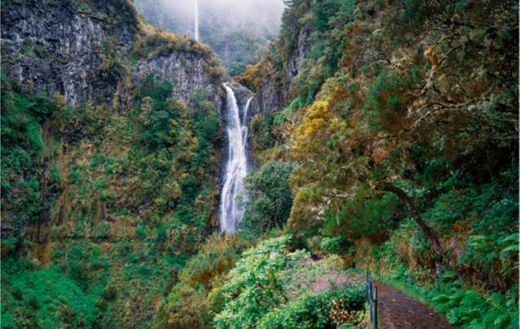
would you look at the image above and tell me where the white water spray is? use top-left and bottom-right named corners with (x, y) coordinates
top-left (194, 0), bottom-right (199, 41)
top-left (219, 83), bottom-right (252, 233)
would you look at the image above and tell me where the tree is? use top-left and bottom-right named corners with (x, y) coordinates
top-left (241, 161), bottom-right (293, 233)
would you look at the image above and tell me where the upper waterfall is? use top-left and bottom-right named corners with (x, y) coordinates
top-left (219, 83), bottom-right (253, 233)
top-left (194, 0), bottom-right (200, 41)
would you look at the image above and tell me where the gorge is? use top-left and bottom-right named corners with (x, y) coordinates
top-left (1, 0), bottom-right (518, 328)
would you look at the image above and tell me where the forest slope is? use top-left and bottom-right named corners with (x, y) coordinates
top-left (173, 0), bottom-right (519, 328)
top-left (1, 0), bottom-right (225, 327)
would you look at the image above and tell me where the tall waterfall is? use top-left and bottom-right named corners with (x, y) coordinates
top-left (193, 0), bottom-right (200, 41)
top-left (219, 83), bottom-right (252, 233)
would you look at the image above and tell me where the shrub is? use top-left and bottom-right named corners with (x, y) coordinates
top-left (213, 236), bottom-right (366, 328)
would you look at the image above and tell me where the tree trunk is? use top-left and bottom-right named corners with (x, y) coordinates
top-left (383, 183), bottom-right (444, 260)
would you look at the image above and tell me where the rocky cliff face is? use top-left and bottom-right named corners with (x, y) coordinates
top-left (285, 22), bottom-right (312, 92)
top-left (1, 0), bottom-right (224, 108)
top-left (249, 22), bottom-right (311, 116)
top-left (0, 1), bottom-right (226, 240)
top-left (134, 50), bottom-right (221, 107)
top-left (1, 0), bottom-right (137, 105)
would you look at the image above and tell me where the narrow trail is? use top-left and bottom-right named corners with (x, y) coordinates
top-left (376, 282), bottom-right (457, 329)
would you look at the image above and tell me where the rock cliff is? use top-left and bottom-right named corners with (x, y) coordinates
top-left (1, 0), bottom-right (224, 108)
top-left (249, 22), bottom-right (311, 116)
top-left (134, 49), bottom-right (221, 107)
top-left (1, 0), bottom-right (137, 105)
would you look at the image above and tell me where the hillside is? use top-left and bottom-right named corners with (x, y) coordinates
top-left (1, 0), bottom-right (519, 328)
top-left (1, 0), bottom-right (225, 327)
top-left (236, 0), bottom-right (519, 327)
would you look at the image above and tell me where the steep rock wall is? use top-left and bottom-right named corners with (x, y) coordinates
top-left (0, 0), bottom-right (226, 242)
top-left (249, 22), bottom-right (311, 116)
top-left (1, 0), bottom-right (224, 108)
top-left (134, 51), bottom-right (222, 107)
top-left (1, 0), bottom-right (137, 105)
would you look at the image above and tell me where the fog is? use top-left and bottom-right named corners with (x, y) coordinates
top-left (134, 0), bottom-right (286, 39)
top-left (134, 0), bottom-right (286, 74)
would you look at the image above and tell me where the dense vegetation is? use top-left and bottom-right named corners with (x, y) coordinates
top-left (1, 0), bottom-right (518, 328)
top-left (1, 67), bottom-right (223, 328)
top-left (236, 0), bottom-right (519, 328)
top-left (212, 236), bottom-right (366, 329)
top-left (1, 0), bottom-right (227, 325)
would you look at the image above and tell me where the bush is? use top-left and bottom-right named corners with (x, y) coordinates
top-left (1, 258), bottom-right (98, 329)
top-left (154, 234), bottom-right (256, 329)
top-left (320, 236), bottom-right (351, 255)
top-left (1, 79), bottom-right (62, 235)
top-left (213, 236), bottom-right (366, 328)
top-left (258, 287), bottom-right (365, 329)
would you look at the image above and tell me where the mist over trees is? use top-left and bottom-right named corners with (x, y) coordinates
top-left (134, 0), bottom-right (286, 75)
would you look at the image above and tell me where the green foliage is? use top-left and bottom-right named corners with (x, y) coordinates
top-left (207, 30), bottom-right (271, 77)
top-left (250, 113), bottom-right (276, 151)
top-left (137, 75), bottom-right (180, 149)
top-left (2, 0), bottom-right (519, 328)
top-left (1, 69), bottom-right (222, 327)
top-left (249, 1), bottom-right (518, 328)
top-left (154, 233), bottom-right (258, 329)
top-left (64, 103), bottom-right (111, 142)
top-left (366, 174), bottom-right (519, 327)
top-left (289, 0), bottom-right (357, 101)
top-left (274, 97), bottom-right (302, 125)
top-left (312, 0), bottom-right (356, 33)
top-left (1, 258), bottom-right (98, 329)
top-left (241, 161), bottom-right (293, 233)
top-left (1, 79), bottom-right (62, 235)
top-left (278, 0), bottom-right (311, 61)
top-left (132, 28), bottom-right (217, 65)
top-left (421, 174), bottom-right (518, 289)
top-left (89, 0), bottom-right (140, 30)
top-left (154, 282), bottom-right (211, 329)
top-left (322, 191), bottom-right (400, 241)
top-left (213, 236), bottom-right (366, 329)
top-left (320, 236), bottom-right (351, 255)
top-left (257, 287), bottom-right (365, 329)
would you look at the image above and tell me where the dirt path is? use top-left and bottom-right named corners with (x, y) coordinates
top-left (376, 282), bottom-right (457, 329)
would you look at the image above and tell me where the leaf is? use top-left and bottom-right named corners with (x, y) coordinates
top-left (469, 28), bottom-right (487, 42)
top-left (499, 233), bottom-right (519, 244)
top-left (499, 245), bottom-right (518, 259)
top-left (493, 314), bottom-right (510, 327)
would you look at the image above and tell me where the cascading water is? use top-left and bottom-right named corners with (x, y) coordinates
top-left (219, 83), bottom-right (253, 233)
top-left (193, 0), bottom-right (200, 41)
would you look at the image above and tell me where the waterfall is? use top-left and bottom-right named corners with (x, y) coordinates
top-left (194, 0), bottom-right (200, 41)
top-left (219, 83), bottom-right (252, 233)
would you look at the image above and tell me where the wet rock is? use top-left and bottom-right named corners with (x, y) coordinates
top-left (224, 80), bottom-right (254, 114)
